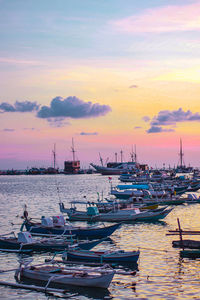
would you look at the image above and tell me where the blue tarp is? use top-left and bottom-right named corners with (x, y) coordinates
top-left (117, 184), bottom-right (149, 190)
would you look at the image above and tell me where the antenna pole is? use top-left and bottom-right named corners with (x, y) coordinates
top-left (120, 150), bottom-right (123, 163)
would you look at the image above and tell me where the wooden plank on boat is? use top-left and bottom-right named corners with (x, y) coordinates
top-left (168, 230), bottom-right (200, 234)
top-left (167, 232), bottom-right (200, 236)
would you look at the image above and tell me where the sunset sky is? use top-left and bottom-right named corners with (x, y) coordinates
top-left (0, 0), bottom-right (200, 169)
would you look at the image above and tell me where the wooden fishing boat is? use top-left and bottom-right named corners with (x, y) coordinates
top-left (180, 249), bottom-right (200, 258)
top-left (63, 249), bottom-right (140, 263)
top-left (60, 199), bottom-right (159, 218)
top-left (20, 264), bottom-right (115, 289)
top-left (21, 216), bottom-right (121, 239)
top-left (168, 218), bottom-right (200, 259)
top-left (0, 232), bottom-right (106, 253)
top-left (91, 207), bottom-right (172, 222)
top-left (172, 239), bottom-right (200, 249)
top-left (65, 205), bottom-right (173, 222)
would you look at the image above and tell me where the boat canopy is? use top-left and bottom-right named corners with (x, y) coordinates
top-left (116, 184), bottom-right (149, 190)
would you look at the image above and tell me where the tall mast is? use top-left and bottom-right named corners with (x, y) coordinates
top-left (131, 146), bottom-right (134, 162)
top-left (134, 144), bottom-right (137, 163)
top-left (131, 145), bottom-right (137, 163)
top-left (120, 150), bottom-right (123, 163)
top-left (115, 152), bottom-right (118, 162)
top-left (52, 143), bottom-right (56, 169)
top-left (179, 138), bottom-right (184, 167)
top-left (71, 138), bottom-right (76, 162)
top-left (99, 153), bottom-right (103, 166)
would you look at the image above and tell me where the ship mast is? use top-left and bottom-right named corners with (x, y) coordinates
top-left (179, 138), bottom-right (184, 168)
top-left (134, 144), bottom-right (137, 163)
top-left (52, 143), bottom-right (56, 169)
top-left (131, 145), bottom-right (137, 163)
top-left (71, 138), bottom-right (76, 162)
top-left (99, 153), bottom-right (103, 166)
top-left (120, 150), bottom-right (123, 163)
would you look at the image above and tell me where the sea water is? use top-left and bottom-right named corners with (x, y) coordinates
top-left (0, 174), bottom-right (200, 299)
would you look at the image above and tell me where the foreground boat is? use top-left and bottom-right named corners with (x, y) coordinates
top-left (63, 249), bottom-right (140, 263)
top-left (22, 216), bottom-right (121, 239)
top-left (20, 263), bottom-right (115, 289)
top-left (0, 232), bottom-right (106, 253)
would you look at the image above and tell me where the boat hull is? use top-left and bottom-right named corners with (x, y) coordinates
top-left (0, 237), bottom-right (106, 253)
top-left (65, 250), bottom-right (140, 263)
top-left (172, 239), bottom-right (200, 249)
top-left (23, 221), bottom-right (121, 239)
top-left (21, 267), bottom-right (115, 289)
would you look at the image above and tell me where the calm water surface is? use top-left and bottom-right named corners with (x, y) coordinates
top-left (0, 174), bottom-right (200, 299)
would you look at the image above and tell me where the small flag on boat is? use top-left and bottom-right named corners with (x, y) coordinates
top-left (108, 177), bottom-right (112, 180)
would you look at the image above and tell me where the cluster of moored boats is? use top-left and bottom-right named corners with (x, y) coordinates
top-left (0, 169), bottom-right (200, 295)
top-left (0, 209), bottom-right (139, 293)
top-left (59, 170), bottom-right (200, 223)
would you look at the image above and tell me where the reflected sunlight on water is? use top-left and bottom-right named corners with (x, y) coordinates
top-left (0, 174), bottom-right (200, 299)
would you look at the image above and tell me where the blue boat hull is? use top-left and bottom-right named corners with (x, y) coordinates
top-left (23, 221), bottom-right (121, 239)
top-left (0, 236), bottom-right (106, 252)
top-left (66, 250), bottom-right (140, 263)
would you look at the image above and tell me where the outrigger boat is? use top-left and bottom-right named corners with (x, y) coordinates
top-left (62, 201), bottom-right (173, 222)
top-left (17, 261), bottom-right (115, 289)
top-left (0, 231), bottom-right (106, 253)
top-left (63, 248), bottom-right (140, 263)
top-left (88, 206), bottom-right (173, 222)
top-left (21, 214), bottom-right (121, 239)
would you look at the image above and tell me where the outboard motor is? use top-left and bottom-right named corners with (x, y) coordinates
top-left (52, 215), bottom-right (65, 226)
top-left (41, 217), bottom-right (53, 228)
top-left (17, 232), bottom-right (33, 244)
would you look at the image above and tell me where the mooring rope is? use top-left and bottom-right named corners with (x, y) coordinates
top-left (138, 246), bottom-right (175, 253)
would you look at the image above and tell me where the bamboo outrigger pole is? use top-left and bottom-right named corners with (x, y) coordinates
top-left (177, 218), bottom-right (184, 250)
top-left (0, 281), bottom-right (70, 295)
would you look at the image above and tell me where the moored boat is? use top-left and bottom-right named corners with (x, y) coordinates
top-left (0, 232), bottom-right (107, 253)
top-left (21, 215), bottom-right (121, 239)
top-left (20, 263), bottom-right (115, 289)
top-left (63, 248), bottom-right (140, 263)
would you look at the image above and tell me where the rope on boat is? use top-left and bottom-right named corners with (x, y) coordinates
top-left (0, 231), bottom-right (16, 237)
top-left (137, 246), bottom-right (174, 253)
top-left (136, 276), bottom-right (200, 284)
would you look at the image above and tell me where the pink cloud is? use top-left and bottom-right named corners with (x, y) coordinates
top-left (112, 2), bottom-right (200, 33)
top-left (0, 57), bottom-right (44, 65)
